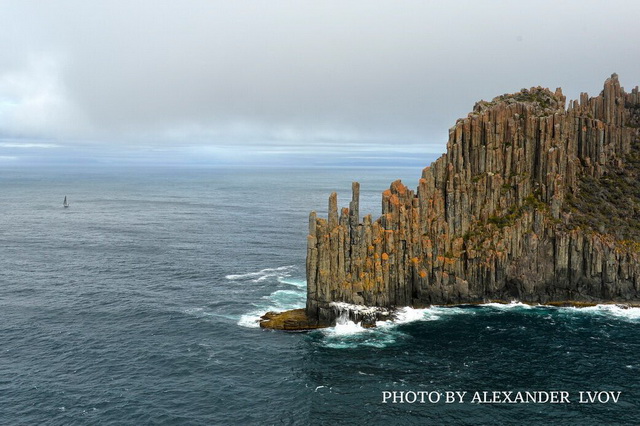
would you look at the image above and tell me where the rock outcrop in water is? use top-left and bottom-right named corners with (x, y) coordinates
top-left (300, 74), bottom-right (640, 326)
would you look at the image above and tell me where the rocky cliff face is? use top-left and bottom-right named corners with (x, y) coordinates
top-left (306, 74), bottom-right (640, 325)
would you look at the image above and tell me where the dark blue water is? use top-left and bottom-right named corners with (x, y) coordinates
top-left (1, 166), bottom-right (639, 425)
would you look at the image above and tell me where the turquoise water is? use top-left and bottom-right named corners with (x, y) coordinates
top-left (1, 166), bottom-right (639, 425)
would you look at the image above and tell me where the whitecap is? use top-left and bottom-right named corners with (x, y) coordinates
top-left (237, 282), bottom-right (306, 329)
top-left (562, 304), bottom-right (640, 322)
top-left (184, 307), bottom-right (209, 317)
top-left (480, 301), bottom-right (533, 310)
top-left (321, 331), bottom-right (399, 349)
top-left (331, 320), bottom-right (367, 336)
top-left (237, 312), bottom-right (262, 328)
top-left (184, 307), bottom-right (239, 322)
top-left (319, 315), bottom-right (402, 348)
top-left (393, 306), bottom-right (439, 324)
top-left (225, 265), bottom-right (296, 281)
top-left (253, 275), bottom-right (270, 282)
top-left (316, 304), bottom-right (486, 349)
top-left (277, 277), bottom-right (307, 288)
top-left (263, 289), bottom-right (306, 310)
top-left (428, 306), bottom-right (475, 315)
top-left (329, 301), bottom-right (390, 317)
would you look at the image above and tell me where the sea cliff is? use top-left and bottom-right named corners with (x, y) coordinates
top-left (262, 74), bottom-right (640, 329)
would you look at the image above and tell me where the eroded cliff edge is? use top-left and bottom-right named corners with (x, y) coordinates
top-left (303, 74), bottom-right (640, 326)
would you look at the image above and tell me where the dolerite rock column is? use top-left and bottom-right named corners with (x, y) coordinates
top-left (306, 74), bottom-right (640, 324)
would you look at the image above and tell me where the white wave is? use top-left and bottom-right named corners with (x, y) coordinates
top-left (238, 312), bottom-right (262, 328)
top-left (332, 320), bottom-right (367, 335)
top-left (320, 308), bottom-right (400, 348)
top-left (428, 306), bottom-right (476, 315)
top-left (184, 307), bottom-right (242, 323)
top-left (317, 305), bottom-right (475, 349)
top-left (225, 265), bottom-right (296, 281)
top-left (184, 283), bottom-right (306, 330)
top-left (313, 301), bottom-right (640, 349)
top-left (321, 324), bottom-right (400, 349)
top-left (393, 306), bottom-right (438, 323)
top-left (184, 307), bottom-right (211, 318)
top-left (277, 277), bottom-right (307, 288)
top-left (562, 304), bottom-right (640, 322)
top-left (480, 301), bottom-right (533, 310)
top-left (329, 302), bottom-right (391, 320)
top-left (237, 282), bottom-right (306, 329)
top-left (253, 275), bottom-right (270, 282)
top-left (263, 289), bottom-right (306, 310)
top-left (390, 305), bottom-right (476, 324)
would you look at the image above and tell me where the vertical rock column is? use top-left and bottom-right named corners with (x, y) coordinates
top-left (306, 211), bottom-right (318, 319)
top-left (306, 75), bottom-right (640, 324)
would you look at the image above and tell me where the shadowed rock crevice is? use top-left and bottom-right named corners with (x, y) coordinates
top-left (305, 74), bottom-right (640, 326)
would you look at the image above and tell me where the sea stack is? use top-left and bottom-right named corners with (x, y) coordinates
top-left (262, 74), bottom-right (640, 329)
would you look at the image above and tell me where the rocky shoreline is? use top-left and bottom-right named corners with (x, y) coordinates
top-left (260, 300), bottom-right (640, 331)
top-left (260, 302), bottom-right (392, 330)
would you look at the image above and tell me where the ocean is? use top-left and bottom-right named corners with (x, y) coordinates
top-left (1, 165), bottom-right (639, 425)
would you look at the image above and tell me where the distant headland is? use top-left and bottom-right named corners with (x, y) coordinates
top-left (261, 74), bottom-right (640, 330)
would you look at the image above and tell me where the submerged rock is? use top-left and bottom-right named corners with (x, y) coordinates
top-left (304, 74), bottom-right (640, 326)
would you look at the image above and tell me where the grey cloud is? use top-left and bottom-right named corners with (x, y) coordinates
top-left (0, 0), bottom-right (639, 154)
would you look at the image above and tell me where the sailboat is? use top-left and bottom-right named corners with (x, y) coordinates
top-left (63, 196), bottom-right (70, 208)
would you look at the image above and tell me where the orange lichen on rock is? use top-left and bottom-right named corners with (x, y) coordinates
top-left (390, 179), bottom-right (408, 195)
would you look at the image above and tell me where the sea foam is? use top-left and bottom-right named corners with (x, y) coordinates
top-left (479, 301), bottom-right (534, 310)
top-left (235, 267), bottom-right (307, 328)
top-left (225, 265), bottom-right (296, 282)
top-left (563, 304), bottom-right (640, 322)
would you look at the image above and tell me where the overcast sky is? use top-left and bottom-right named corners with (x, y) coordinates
top-left (1, 0), bottom-right (639, 165)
